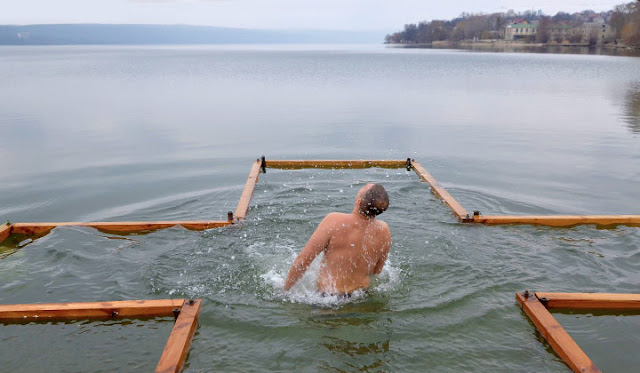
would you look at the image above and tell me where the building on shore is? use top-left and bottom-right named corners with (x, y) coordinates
top-left (504, 21), bottom-right (612, 44)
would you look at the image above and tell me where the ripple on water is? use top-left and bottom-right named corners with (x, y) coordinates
top-left (1, 166), bottom-right (638, 372)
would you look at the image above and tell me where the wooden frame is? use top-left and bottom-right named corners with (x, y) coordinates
top-left (0, 220), bottom-right (233, 247)
top-left (0, 222), bottom-right (11, 243)
top-left (234, 159), bottom-right (262, 221)
top-left (293, 159), bottom-right (640, 227)
top-left (259, 158), bottom-right (470, 223)
top-left (410, 161), bottom-right (470, 221)
top-left (257, 158), bottom-right (640, 227)
top-left (2, 157), bottom-right (638, 249)
top-left (516, 291), bottom-right (640, 373)
top-left (475, 215), bottom-right (640, 227)
top-left (0, 298), bottom-right (201, 373)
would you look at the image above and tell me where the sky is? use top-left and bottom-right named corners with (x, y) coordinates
top-left (0, 0), bottom-right (632, 31)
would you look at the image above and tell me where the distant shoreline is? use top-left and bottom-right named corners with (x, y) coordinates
top-left (386, 40), bottom-right (640, 57)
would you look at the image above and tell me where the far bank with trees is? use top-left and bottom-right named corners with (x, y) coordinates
top-left (385, 1), bottom-right (640, 49)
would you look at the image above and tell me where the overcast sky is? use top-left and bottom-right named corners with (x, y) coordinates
top-left (1, 0), bottom-right (631, 31)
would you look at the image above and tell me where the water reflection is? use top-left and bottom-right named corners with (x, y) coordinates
top-left (305, 298), bottom-right (393, 372)
top-left (624, 83), bottom-right (640, 134)
top-left (427, 45), bottom-right (640, 58)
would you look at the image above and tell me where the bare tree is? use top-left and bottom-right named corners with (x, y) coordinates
top-left (536, 17), bottom-right (552, 43)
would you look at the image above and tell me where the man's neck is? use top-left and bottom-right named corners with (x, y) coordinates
top-left (352, 210), bottom-right (375, 221)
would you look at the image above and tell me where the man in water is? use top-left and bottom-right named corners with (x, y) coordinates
top-left (283, 183), bottom-right (391, 296)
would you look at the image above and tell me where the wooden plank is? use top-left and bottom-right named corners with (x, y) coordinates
top-left (0, 299), bottom-right (185, 321)
top-left (266, 159), bottom-right (407, 169)
top-left (410, 161), bottom-right (469, 220)
top-left (0, 223), bottom-right (12, 244)
top-left (473, 215), bottom-right (640, 227)
top-left (537, 292), bottom-right (640, 310)
top-left (234, 160), bottom-right (262, 221)
top-left (516, 292), bottom-right (600, 373)
top-left (11, 221), bottom-right (231, 236)
top-left (156, 299), bottom-right (201, 373)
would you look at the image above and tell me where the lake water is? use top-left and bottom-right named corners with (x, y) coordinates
top-left (0, 44), bottom-right (639, 372)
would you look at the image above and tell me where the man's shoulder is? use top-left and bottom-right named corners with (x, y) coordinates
top-left (324, 212), bottom-right (350, 222)
top-left (375, 219), bottom-right (390, 231)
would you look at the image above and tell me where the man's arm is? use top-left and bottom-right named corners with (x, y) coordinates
top-left (373, 222), bottom-right (391, 275)
top-left (283, 214), bottom-right (335, 291)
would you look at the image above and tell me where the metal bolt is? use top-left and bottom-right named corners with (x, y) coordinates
top-left (539, 297), bottom-right (549, 306)
top-left (260, 155), bottom-right (267, 173)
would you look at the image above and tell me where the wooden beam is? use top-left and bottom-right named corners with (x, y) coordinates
top-left (265, 159), bottom-right (407, 169)
top-left (156, 299), bottom-right (201, 373)
top-left (0, 299), bottom-right (185, 321)
top-left (0, 223), bottom-right (12, 244)
top-left (410, 161), bottom-right (469, 221)
top-left (234, 160), bottom-right (262, 221)
top-left (516, 292), bottom-right (600, 373)
top-left (11, 221), bottom-right (231, 236)
top-left (473, 215), bottom-right (640, 227)
top-left (536, 292), bottom-right (640, 310)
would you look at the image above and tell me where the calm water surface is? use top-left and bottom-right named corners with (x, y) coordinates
top-left (1, 44), bottom-right (639, 372)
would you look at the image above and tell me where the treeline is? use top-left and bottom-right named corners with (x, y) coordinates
top-left (610, 2), bottom-right (640, 45)
top-left (385, 2), bottom-right (640, 46)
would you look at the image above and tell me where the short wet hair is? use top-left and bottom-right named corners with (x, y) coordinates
top-left (359, 184), bottom-right (389, 217)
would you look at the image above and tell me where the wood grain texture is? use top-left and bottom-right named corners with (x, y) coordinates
top-left (0, 223), bottom-right (12, 244)
top-left (234, 160), bottom-right (262, 220)
top-left (11, 221), bottom-right (231, 236)
top-left (266, 159), bottom-right (407, 169)
top-left (516, 293), bottom-right (600, 373)
top-left (156, 299), bottom-right (201, 373)
top-left (410, 162), bottom-right (469, 220)
top-left (473, 215), bottom-right (640, 227)
top-left (536, 292), bottom-right (640, 310)
top-left (0, 299), bottom-right (185, 320)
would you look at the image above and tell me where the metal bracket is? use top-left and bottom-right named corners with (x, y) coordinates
top-left (173, 308), bottom-right (181, 321)
top-left (461, 214), bottom-right (474, 223)
top-left (228, 211), bottom-right (234, 224)
top-left (111, 310), bottom-right (119, 318)
top-left (405, 158), bottom-right (412, 171)
top-left (260, 155), bottom-right (267, 173)
top-left (538, 297), bottom-right (549, 306)
top-left (461, 210), bottom-right (480, 223)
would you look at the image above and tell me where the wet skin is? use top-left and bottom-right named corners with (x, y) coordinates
top-left (284, 184), bottom-right (391, 294)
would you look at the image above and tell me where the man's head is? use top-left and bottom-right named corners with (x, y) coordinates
top-left (356, 183), bottom-right (389, 218)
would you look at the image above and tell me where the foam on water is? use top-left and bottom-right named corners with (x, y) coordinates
top-left (259, 246), bottom-right (402, 307)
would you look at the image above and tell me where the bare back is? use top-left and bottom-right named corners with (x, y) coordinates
top-left (317, 213), bottom-right (391, 294)
top-left (283, 183), bottom-right (391, 295)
